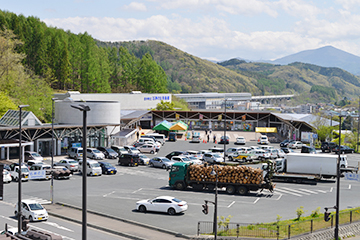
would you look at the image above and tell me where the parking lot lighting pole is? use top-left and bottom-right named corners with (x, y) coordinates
top-left (224, 97), bottom-right (226, 161)
top-left (357, 97), bottom-right (360, 153)
top-left (71, 104), bottom-right (90, 240)
top-left (18, 104), bottom-right (29, 234)
top-left (335, 113), bottom-right (344, 240)
top-left (51, 98), bottom-right (58, 204)
top-left (211, 168), bottom-right (218, 240)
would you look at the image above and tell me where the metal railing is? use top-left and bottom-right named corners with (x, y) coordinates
top-left (198, 209), bottom-right (360, 239)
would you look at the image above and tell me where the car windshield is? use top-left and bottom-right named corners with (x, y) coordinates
top-left (90, 163), bottom-right (100, 168)
top-left (130, 147), bottom-right (137, 151)
top-left (93, 149), bottom-right (101, 153)
top-left (102, 163), bottom-right (112, 167)
top-left (31, 153), bottom-right (41, 157)
top-left (139, 154), bottom-right (147, 159)
top-left (107, 148), bottom-right (116, 153)
top-left (69, 160), bottom-right (77, 164)
top-left (181, 158), bottom-right (191, 162)
top-left (28, 203), bottom-right (44, 211)
top-left (211, 149), bottom-right (224, 153)
top-left (162, 159), bottom-right (170, 162)
top-left (213, 154), bottom-right (222, 158)
top-left (21, 167), bottom-right (29, 172)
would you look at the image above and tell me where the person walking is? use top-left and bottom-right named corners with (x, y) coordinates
top-left (207, 134), bottom-right (210, 143)
top-left (213, 135), bottom-right (216, 143)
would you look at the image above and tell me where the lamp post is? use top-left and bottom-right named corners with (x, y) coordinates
top-left (357, 97), bottom-right (360, 153)
top-left (18, 104), bottom-right (29, 234)
top-left (335, 113), bottom-right (345, 240)
top-left (51, 98), bottom-right (58, 204)
top-left (71, 104), bottom-right (90, 240)
top-left (224, 98), bottom-right (227, 162)
top-left (210, 167), bottom-right (218, 240)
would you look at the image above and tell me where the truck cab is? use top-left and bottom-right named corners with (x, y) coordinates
top-left (169, 162), bottom-right (188, 190)
top-left (9, 163), bottom-right (29, 182)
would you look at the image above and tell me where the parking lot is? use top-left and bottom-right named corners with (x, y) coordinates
top-left (2, 132), bottom-right (360, 236)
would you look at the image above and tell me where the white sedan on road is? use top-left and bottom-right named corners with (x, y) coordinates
top-left (136, 196), bottom-right (188, 215)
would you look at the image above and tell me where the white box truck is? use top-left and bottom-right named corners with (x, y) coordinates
top-left (262, 153), bottom-right (354, 183)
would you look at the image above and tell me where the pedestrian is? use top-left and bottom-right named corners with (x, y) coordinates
top-left (207, 134), bottom-right (210, 143)
top-left (136, 131), bottom-right (139, 140)
top-left (205, 129), bottom-right (208, 135)
top-left (210, 129), bottom-right (212, 135)
top-left (213, 135), bottom-right (216, 143)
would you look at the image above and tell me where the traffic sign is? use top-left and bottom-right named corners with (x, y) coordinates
top-left (313, 134), bottom-right (318, 139)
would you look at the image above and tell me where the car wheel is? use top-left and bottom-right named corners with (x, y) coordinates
top-left (352, 150), bottom-right (354, 153)
top-left (139, 205), bottom-right (146, 213)
top-left (29, 216), bottom-right (33, 222)
top-left (341, 165), bottom-right (345, 168)
top-left (229, 156), bottom-right (233, 161)
top-left (150, 150), bottom-right (154, 154)
top-left (162, 165), bottom-right (166, 169)
top-left (14, 211), bottom-right (18, 217)
top-left (149, 163), bottom-right (154, 167)
top-left (342, 151), bottom-right (345, 154)
top-left (167, 208), bottom-right (176, 215)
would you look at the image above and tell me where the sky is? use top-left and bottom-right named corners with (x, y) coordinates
top-left (2, 0), bottom-right (360, 62)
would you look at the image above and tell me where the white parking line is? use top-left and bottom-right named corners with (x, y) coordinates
top-left (227, 201), bottom-right (235, 208)
top-left (349, 184), bottom-right (352, 189)
top-left (317, 190), bottom-right (327, 193)
top-left (274, 188), bottom-right (302, 197)
top-left (103, 191), bottom-right (115, 197)
top-left (253, 198), bottom-right (260, 204)
top-left (280, 187), bottom-right (310, 195)
top-left (132, 188), bottom-right (143, 194)
top-left (299, 189), bottom-right (318, 194)
top-left (43, 222), bottom-right (74, 232)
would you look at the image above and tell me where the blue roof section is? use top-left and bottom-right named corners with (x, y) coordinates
top-left (0, 110), bottom-right (42, 127)
top-left (272, 113), bottom-right (339, 128)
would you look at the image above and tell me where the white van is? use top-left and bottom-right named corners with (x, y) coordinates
top-left (144, 133), bottom-right (166, 145)
top-left (68, 147), bottom-right (83, 160)
top-left (79, 159), bottom-right (102, 176)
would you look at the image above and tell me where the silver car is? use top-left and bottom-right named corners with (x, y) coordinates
top-left (203, 153), bottom-right (224, 163)
top-left (54, 159), bottom-right (79, 172)
top-left (149, 157), bottom-right (175, 169)
top-left (87, 148), bottom-right (105, 160)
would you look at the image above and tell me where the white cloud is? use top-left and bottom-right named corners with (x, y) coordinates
top-left (335, 0), bottom-right (360, 11)
top-left (215, 0), bottom-right (278, 17)
top-left (277, 0), bottom-right (321, 18)
top-left (123, 2), bottom-right (147, 11)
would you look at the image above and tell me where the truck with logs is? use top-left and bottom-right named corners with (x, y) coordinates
top-left (262, 153), bottom-right (358, 183)
top-left (168, 162), bottom-right (274, 195)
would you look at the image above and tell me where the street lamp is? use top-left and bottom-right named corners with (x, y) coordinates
top-left (71, 104), bottom-right (90, 240)
top-left (224, 98), bottom-right (227, 162)
top-left (18, 104), bottom-right (29, 234)
top-left (51, 98), bottom-right (58, 204)
top-left (335, 112), bottom-right (345, 240)
top-left (210, 167), bottom-right (218, 240)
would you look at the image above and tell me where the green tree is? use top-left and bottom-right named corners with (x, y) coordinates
top-left (155, 100), bottom-right (175, 110)
top-left (0, 91), bottom-right (17, 116)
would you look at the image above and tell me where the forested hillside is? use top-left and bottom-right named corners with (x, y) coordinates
top-left (2, 9), bottom-right (360, 122)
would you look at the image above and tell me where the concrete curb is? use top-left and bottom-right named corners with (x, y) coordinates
top-left (54, 202), bottom-right (191, 239)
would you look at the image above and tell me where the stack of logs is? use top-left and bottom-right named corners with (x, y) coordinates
top-left (188, 164), bottom-right (263, 184)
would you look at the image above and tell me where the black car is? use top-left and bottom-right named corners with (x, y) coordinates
top-left (280, 139), bottom-right (291, 147)
top-left (281, 147), bottom-right (294, 154)
top-left (321, 142), bottom-right (338, 153)
top-left (333, 145), bottom-right (354, 154)
top-left (219, 136), bottom-right (229, 144)
top-left (165, 151), bottom-right (188, 160)
top-left (98, 162), bottom-right (117, 174)
top-left (97, 147), bottom-right (118, 159)
top-left (301, 146), bottom-right (316, 154)
top-left (118, 153), bottom-right (139, 167)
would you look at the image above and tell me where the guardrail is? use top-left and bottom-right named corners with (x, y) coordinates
top-left (197, 209), bottom-right (360, 239)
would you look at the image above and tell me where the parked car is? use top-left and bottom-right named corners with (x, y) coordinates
top-left (168, 132), bottom-right (177, 142)
top-left (288, 141), bottom-right (304, 149)
top-left (86, 148), bottom-right (105, 160)
top-left (14, 199), bottom-right (49, 222)
top-left (281, 147), bottom-right (294, 154)
top-left (279, 139), bottom-right (291, 147)
top-left (78, 159), bottom-right (102, 176)
top-left (301, 146), bottom-right (317, 154)
top-left (269, 149), bottom-right (286, 159)
top-left (9, 163), bottom-right (29, 182)
top-left (52, 166), bottom-right (71, 180)
top-left (3, 169), bottom-right (11, 183)
top-left (228, 151), bottom-right (256, 162)
top-left (165, 151), bottom-right (188, 160)
top-left (136, 138), bottom-right (161, 148)
top-left (97, 147), bottom-right (118, 159)
top-left (111, 145), bottom-right (128, 155)
top-left (235, 136), bottom-right (246, 145)
top-left (225, 147), bottom-right (246, 156)
top-left (24, 151), bottom-right (44, 162)
top-left (124, 145), bottom-right (141, 155)
top-left (171, 156), bottom-right (202, 165)
top-left (190, 135), bottom-right (201, 143)
top-left (321, 142), bottom-right (338, 153)
top-left (203, 152), bottom-right (224, 163)
top-left (137, 144), bottom-right (156, 154)
top-left (185, 156), bottom-right (203, 165)
top-left (186, 150), bottom-right (203, 160)
top-left (29, 164), bottom-right (52, 180)
top-left (334, 145), bottom-right (355, 154)
top-left (208, 147), bottom-right (224, 157)
top-left (259, 135), bottom-right (269, 145)
top-left (138, 154), bottom-right (150, 165)
top-left (149, 157), bottom-right (175, 169)
top-left (143, 133), bottom-right (166, 145)
top-left (54, 159), bottom-right (79, 172)
top-left (68, 147), bottom-right (83, 160)
top-left (219, 136), bottom-right (229, 144)
top-left (136, 196), bottom-right (188, 215)
top-left (251, 149), bottom-right (271, 160)
top-left (98, 162), bottom-right (117, 175)
top-left (118, 153), bottom-right (139, 167)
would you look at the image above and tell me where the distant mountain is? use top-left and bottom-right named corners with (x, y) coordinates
top-left (271, 46), bottom-right (360, 75)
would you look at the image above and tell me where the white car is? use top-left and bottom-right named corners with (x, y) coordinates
top-left (3, 169), bottom-right (11, 183)
top-left (203, 152), bottom-right (224, 163)
top-left (259, 135), bottom-right (269, 145)
top-left (251, 149), bottom-right (271, 160)
top-left (137, 144), bottom-right (157, 154)
top-left (14, 199), bottom-right (49, 222)
top-left (86, 148), bottom-right (105, 160)
top-left (184, 156), bottom-right (203, 165)
top-left (288, 141), bottom-right (304, 149)
top-left (235, 136), bottom-right (246, 145)
top-left (269, 149), bottom-right (286, 159)
top-left (124, 145), bottom-right (141, 154)
top-left (136, 196), bottom-right (188, 215)
top-left (138, 154), bottom-right (150, 165)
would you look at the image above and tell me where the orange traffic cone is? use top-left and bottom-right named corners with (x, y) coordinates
top-left (185, 137), bottom-right (187, 141)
